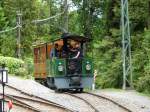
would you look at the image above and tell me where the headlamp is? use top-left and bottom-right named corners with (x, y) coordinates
top-left (86, 61), bottom-right (91, 71)
top-left (58, 62), bottom-right (63, 72)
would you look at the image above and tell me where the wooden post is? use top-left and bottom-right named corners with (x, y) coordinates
top-left (16, 11), bottom-right (22, 59)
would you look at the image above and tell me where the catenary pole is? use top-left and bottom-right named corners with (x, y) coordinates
top-left (121, 0), bottom-right (133, 90)
top-left (16, 11), bottom-right (22, 59)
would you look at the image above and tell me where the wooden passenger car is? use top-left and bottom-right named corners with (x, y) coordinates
top-left (33, 40), bottom-right (63, 82)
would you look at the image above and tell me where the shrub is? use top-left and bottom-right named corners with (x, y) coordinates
top-left (14, 68), bottom-right (28, 76)
top-left (0, 56), bottom-right (27, 76)
top-left (136, 63), bottom-right (150, 93)
top-left (136, 75), bottom-right (150, 93)
top-left (96, 59), bottom-right (122, 89)
top-left (24, 58), bottom-right (34, 75)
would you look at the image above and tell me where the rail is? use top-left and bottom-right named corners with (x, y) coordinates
top-left (4, 84), bottom-right (75, 112)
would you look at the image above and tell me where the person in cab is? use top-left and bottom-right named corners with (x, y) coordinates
top-left (50, 43), bottom-right (59, 58)
top-left (69, 42), bottom-right (82, 59)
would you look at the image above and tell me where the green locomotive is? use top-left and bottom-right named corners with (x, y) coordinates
top-left (33, 33), bottom-right (94, 92)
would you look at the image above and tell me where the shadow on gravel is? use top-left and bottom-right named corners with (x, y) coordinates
top-left (55, 89), bottom-right (83, 94)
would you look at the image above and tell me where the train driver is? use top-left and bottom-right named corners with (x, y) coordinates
top-left (50, 43), bottom-right (59, 58)
top-left (70, 42), bottom-right (82, 59)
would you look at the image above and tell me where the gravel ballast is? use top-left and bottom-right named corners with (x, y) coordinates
top-left (0, 76), bottom-right (94, 112)
top-left (1, 76), bottom-right (150, 112)
top-left (93, 90), bottom-right (150, 112)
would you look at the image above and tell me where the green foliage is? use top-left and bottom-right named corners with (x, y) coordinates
top-left (14, 67), bottom-right (28, 77)
top-left (24, 57), bottom-right (34, 75)
top-left (0, 35), bottom-right (16, 56)
top-left (135, 30), bottom-right (150, 93)
top-left (93, 0), bottom-right (150, 95)
top-left (96, 59), bottom-right (122, 88)
top-left (0, 56), bottom-right (27, 76)
top-left (137, 73), bottom-right (150, 93)
top-left (0, 0), bottom-right (40, 57)
top-left (94, 38), bottom-right (122, 88)
top-left (0, 6), bottom-right (8, 28)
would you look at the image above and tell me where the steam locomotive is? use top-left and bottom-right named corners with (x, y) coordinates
top-left (33, 33), bottom-right (94, 92)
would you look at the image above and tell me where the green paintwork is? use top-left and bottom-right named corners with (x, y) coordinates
top-left (54, 59), bottom-right (66, 76)
top-left (46, 59), bottom-right (52, 76)
top-left (46, 58), bottom-right (93, 77)
top-left (82, 58), bottom-right (93, 76)
top-left (46, 58), bottom-right (66, 77)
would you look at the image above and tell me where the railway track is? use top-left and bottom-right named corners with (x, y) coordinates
top-left (84, 92), bottom-right (133, 112)
top-left (2, 94), bottom-right (41, 112)
top-left (1, 83), bottom-right (133, 112)
top-left (2, 84), bottom-right (75, 112)
top-left (65, 92), bottom-right (99, 112)
top-left (65, 92), bottom-right (133, 112)
top-left (0, 93), bottom-right (68, 112)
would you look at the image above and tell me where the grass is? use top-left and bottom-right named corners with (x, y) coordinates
top-left (86, 88), bottom-right (124, 93)
top-left (100, 88), bottom-right (123, 91)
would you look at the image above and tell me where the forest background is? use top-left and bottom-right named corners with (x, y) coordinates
top-left (0, 0), bottom-right (150, 94)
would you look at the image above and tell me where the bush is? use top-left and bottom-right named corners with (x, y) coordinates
top-left (136, 75), bottom-right (150, 93)
top-left (0, 56), bottom-right (27, 76)
top-left (14, 68), bottom-right (28, 76)
top-left (96, 59), bottom-right (122, 89)
top-left (24, 58), bottom-right (34, 75)
top-left (136, 63), bottom-right (150, 93)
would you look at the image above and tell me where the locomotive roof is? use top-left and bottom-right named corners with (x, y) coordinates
top-left (53, 33), bottom-right (91, 43)
top-left (33, 33), bottom-right (91, 47)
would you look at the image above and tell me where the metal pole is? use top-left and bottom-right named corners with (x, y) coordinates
top-left (0, 99), bottom-right (2, 112)
top-left (16, 11), bottom-right (22, 59)
top-left (62, 0), bottom-right (68, 32)
top-left (49, 0), bottom-right (51, 33)
top-left (2, 69), bottom-right (4, 112)
top-left (121, 0), bottom-right (133, 90)
top-left (126, 0), bottom-right (133, 88)
top-left (121, 0), bottom-right (126, 90)
top-left (2, 83), bottom-right (4, 112)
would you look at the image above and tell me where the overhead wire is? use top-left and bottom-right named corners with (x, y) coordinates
top-left (0, 3), bottom-right (70, 34)
top-left (0, 25), bottom-right (19, 34)
top-left (32, 10), bottom-right (64, 24)
top-left (32, 4), bottom-right (69, 24)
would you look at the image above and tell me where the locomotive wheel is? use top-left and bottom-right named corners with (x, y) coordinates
top-left (55, 89), bottom-right (63, 93)
top-left (75, 88), bottom-right (83, 93)
top-left (80, 88), bottom-right (83, 92)
top-left (44, 81), bottom-right (49, 87)
top-left (35, 79), bottom-right (46, 85)
top-left (79, 88), bottom-right (83, 92)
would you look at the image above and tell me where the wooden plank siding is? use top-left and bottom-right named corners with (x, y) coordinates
top-left (33, 39), bottom-right (64, 79)
top-left (34, 45), bottom-right (47, 79)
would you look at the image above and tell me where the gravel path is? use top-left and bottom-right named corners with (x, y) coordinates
top-left (93, 90), bottom-right (150, 112)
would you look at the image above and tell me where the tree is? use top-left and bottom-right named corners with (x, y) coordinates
top-left (0, 5), bottom-right (7, 29)
top-left (2, 0), bottom-right (39, 57)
